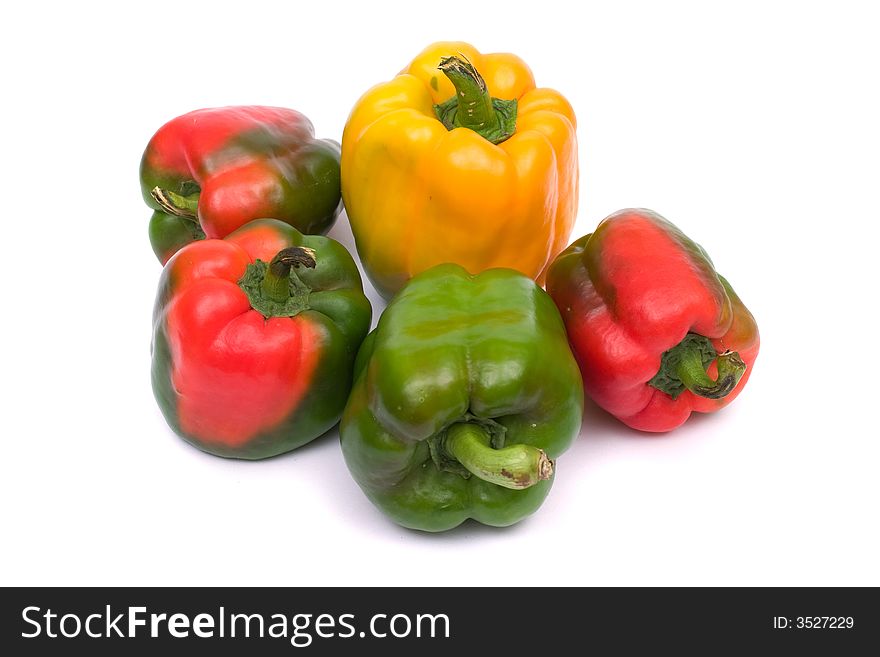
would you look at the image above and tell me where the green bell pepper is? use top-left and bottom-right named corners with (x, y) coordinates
top-left (340, 264), bottom-right (584, 532)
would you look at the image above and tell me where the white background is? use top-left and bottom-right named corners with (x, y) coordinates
top-left (3, 0), bottom-right (878, 586)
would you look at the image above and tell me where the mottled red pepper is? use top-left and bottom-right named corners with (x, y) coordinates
top-left (151, 219), bottom-right (370, 458)
top-left (141, 106), bottom-right (342, 263)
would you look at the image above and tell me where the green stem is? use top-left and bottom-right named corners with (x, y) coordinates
top-left (648, 333), bottom-right (747, 400)
top-left (151, 186), bottom-right (200, 220)
top-left (261, 247), bottom-right (317, 303)
top-left (676, 348), bottom-right (747, 400)
top-left (433, 56), bottom-right (517, 144)
top-left (438, 56), bottom-right (497, 132)
top-left (444, 423), bottom-right (552, 490)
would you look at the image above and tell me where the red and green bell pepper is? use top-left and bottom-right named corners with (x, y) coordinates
top-left (141, 106), bottom-right (342, 264)
top-left (152, 219), bottom-right (370, 459)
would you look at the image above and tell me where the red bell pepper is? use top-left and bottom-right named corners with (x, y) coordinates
top-left (141, 106), bottom-right (342, 264)
top-left (546, 209), bottom-right (759, 432)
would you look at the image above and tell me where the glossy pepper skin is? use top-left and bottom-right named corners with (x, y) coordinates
top-left (152, 218), bottom-right (370, 459)
top-left (340, 264), bottom-right (583, 532)
top-left (341, 41), bottom-right (578, 299)
top-left (546, 209), bottom-right (759, 432)
top-left (141, 106), bottom-right (342, 264)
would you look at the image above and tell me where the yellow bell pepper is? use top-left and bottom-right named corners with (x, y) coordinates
top-left (341, 41), bottom-right (579, 299)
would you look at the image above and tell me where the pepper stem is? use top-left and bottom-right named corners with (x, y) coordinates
top-left (433, 56), bottom-right (517, 144)
top-left (261, 246), bottom-right (317, 303)
top-left (444, 423), bottom-right (552, 490)
top-left (439, 56), bottom-right (496, 131)
top-left (648, 333), bottom-right (747, 400)
top-left (676, 348), bottom-right (747, 400)
top-left (151, 186), bottom-right (199, 220)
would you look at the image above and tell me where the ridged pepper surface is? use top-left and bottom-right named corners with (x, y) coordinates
top-left (152, 219), bottom-right (370, 458)
top-left (340, 264), bottom-right (583, 531)
top-left (141, 106), bottom-right (342, 264)
top-left (342, 41), bottom-right (578, 299)
top-left (546, 209), bottom-right (759, 432)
